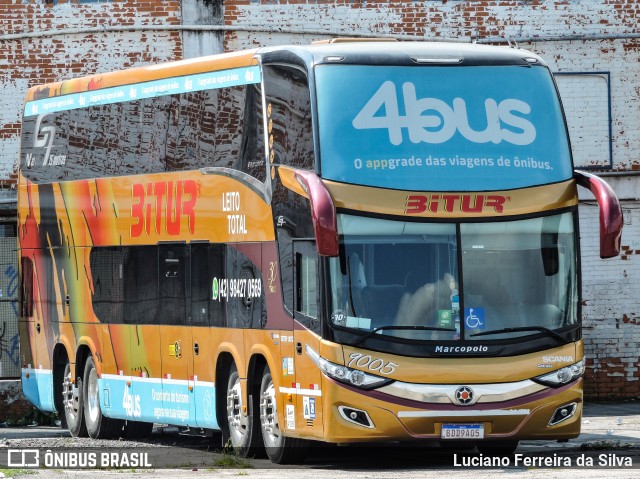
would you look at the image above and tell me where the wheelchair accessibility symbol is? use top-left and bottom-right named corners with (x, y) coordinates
top-left (464, 308), bottom-right (486, 330)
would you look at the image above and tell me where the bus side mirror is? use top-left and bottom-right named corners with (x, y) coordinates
top-left (574, 170), bottom-right (623, 259)
top-left (294, 169), bottom-right (339, 257)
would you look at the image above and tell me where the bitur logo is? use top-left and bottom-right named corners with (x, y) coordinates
top-left (130, 179), bottom-right (198, 237)
top-left (405, 194), bottom-right (509, 214)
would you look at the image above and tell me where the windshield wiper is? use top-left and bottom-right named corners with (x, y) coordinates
top-left (353, 325), bottom-right (456, 346)
top-left (470, 326), bottom-right (566, 342)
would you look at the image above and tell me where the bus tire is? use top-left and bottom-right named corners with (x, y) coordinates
top-left (476, 440), bottom-right (519, 456)
top-left (225, 364), bottom-right (260, 457)
top-left (83, 356), bottom-right (124, 439)
top-left (62, 361), bottom-right (88, 437)
top-left (259, 366), bottom-right (308, 464)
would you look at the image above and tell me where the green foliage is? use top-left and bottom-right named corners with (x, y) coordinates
top-left (0, 468), bottom-right (36, 478)
top-left (212, 439), bottom-right (253, 468)
top-left (3, 408), bottom-right (58, 427)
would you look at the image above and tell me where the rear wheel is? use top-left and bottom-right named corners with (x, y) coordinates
top-left (62, 361), bottom-right (87, 437)
top-left (83, 356), bottom-right (124, 439)
top-left (225, 364), bottom-right (260, 457)
top-left (259, 366), bottom-right (307, 464)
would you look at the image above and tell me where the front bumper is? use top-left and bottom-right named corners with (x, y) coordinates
top-left (320, 376), bottom-right (582, 443)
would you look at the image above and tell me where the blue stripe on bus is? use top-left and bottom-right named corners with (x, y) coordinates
top-left (98, 375), bottom-right (219, 430)
top-left (21, 368), bottom-right (56, 413)
top-left (24, 65), bottom-right (262, 118)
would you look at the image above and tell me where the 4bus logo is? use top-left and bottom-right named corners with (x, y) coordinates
top-left (406, 194), bottom-right (509, 215)
top-left (130, 180), bottom-right (198, 237)
top-left (352, 81), bottom-right (536, 146)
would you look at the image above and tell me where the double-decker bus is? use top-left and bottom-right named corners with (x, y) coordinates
top-left (18, 40), bottom-right (622, 463)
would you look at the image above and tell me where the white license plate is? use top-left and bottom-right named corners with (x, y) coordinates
top-left (441, 424), bottom-right (484, 439)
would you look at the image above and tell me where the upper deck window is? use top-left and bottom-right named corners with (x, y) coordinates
top-left (19, 66), bottom-right (265, 183)
top-left (316, 65), bottom-right (572, 191)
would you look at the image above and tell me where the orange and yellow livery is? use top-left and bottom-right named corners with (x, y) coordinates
top-left (18, 40), bottom-right (622, 464)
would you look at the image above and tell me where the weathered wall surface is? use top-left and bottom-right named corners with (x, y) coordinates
top-left (0, 0), bottom-right (184, 183)
top-left (579, 180), bottom-right (640, 399)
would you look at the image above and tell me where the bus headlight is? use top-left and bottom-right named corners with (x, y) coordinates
top-left (533, 359), bottom-right (585, 387)
top-left (306, 345), bottom-right (392, 390)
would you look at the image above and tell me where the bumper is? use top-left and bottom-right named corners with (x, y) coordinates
top-left (321, 377), bottom-right (582, 443)
top-left (21, 368), bottom-right (56, 412)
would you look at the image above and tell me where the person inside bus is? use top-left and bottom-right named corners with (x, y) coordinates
top-left (393, 272), bottom-right (457, 338)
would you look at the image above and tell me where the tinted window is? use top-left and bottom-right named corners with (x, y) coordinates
top-left (20, 257), bottom-right (34, 318)
top-left (158, 244), bottom-right (187, 325)
top-left (190, 242), bottom-right (225, 327)
top-left (20, 84), bottom-right (265, 183)
top-left (89, 247), bottom-right (125, 324)
top-left (273, 191), bottom-right (314, 316)
top-left (89, 243), bottom-right (264, 328)
top-left (263, 65), bottom-right (314, 171)
top-left (225, 246), bottom-right (266, 329)
top-left (294, 241), bottom-right (320, 333)
top-left (191, 242), bottom-right (212, 327)
top-left (124, 246), bottom-right (158, 325)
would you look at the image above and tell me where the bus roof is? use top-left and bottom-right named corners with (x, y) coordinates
top-left (24, 40), bottom-right (545, 103)
top-left (24, 48), bottom-right (258, 103)
top-left (260, 40), bottom-right (546, 69)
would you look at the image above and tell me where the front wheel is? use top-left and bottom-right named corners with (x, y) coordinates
top-left (62, 361), bottom-right (87, 437)
top-left (83, 356), bottom-right (124, 439)
top-left (259, 366), bottom-right (308, 464)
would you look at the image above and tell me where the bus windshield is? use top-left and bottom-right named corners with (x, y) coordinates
top-left (316, 64), bottom-right (573, 191)
top-left (328, 212), bottom-right (578, 344)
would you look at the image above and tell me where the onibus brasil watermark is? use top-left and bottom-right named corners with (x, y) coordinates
top-left (5, 449), bottom-right (152, 469)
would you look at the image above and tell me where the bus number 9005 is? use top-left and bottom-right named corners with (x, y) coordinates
top-left (348, 353), bottom-right (398, 375)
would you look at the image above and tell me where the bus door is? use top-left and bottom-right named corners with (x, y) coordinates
top-left (292, 240), bottom-right (323, 435)
top-left (158, 243), bottom-right (194, 427)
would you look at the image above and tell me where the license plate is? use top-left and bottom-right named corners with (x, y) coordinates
top-left (441, 424), bottom-right (484, 439)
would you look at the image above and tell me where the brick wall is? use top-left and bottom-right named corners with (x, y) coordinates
top-left (555, 73), bottom-right (612, 169)
top-left (0, 0), bottom-right (184, 183)
top-left (580, 202), bottom-right (640, 398)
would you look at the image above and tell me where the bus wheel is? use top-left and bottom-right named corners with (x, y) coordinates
top-left (259, 366), bottom-right (307, 464)
top-left (476, 440), bottom-right (519, 456)
top-left (83, 356), bottom-right (124, 439)
top-left (225, 364), bottom-right (259, 456)
top-left (62, 361), bottom-right (88, 437)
